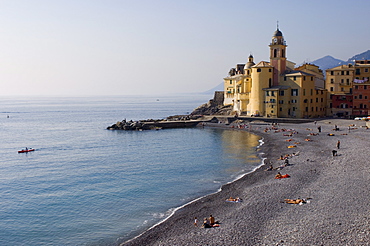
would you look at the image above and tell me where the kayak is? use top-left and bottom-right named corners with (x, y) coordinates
top-left (18, 148), bottom-right (35, 153)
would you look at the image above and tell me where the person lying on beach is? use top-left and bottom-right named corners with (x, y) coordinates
top-left (275, 172), bottom-right (290, 179)
top-left (265, 165), bottom-right (274, 171)
top-left (284, 198), bottom-right (306, 204)
top-left (226, 197), bottom-right (242, 202)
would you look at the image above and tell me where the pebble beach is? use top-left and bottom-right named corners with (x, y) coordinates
top-left (121, 119), bottom-right (370, 246)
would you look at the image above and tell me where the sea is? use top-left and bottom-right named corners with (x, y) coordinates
top-left (0, 94), bottom-right (263, 246)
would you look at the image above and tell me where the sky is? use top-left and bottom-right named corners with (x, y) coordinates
top-left (1, 0), bottom-right (370, 96)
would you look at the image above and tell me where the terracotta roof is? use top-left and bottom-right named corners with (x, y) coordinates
top-left (285, 70), bottom-right (314, 76)
top-left (253, 61), bottom-right (273, 67)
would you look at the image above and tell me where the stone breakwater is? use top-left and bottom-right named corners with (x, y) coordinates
top-left (106, 115), bottom-right (204, 131)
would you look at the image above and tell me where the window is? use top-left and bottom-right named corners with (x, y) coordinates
top-left (293, 76), bottom-right (296, 81)
top-left (311, 77), bottom-right (313, 81)
top-left (284, 76), bottom-right (287, 81)
top-left (347, 79), bottom-right (350, 85)
top-left (366, 68), bottom-right (369, 73)
top-left (310, 99), bottom-right (313, 103)
top-left (303, 89), bottom-right (306, 96)
top-left (291, 99), bottom-right (297, 103)
top-left (356, 68), bottom-right (360, 75)
top-left (266, 91), bottom-right (270, 96)
top-left (316, 98), bottom-right (319, 102)
top-left (271, 91), bottom-right (275, 96)
top-left (346, 71), bottom-right (350, 75)
top-left (321, 98), bottom-right (323, 102)
top-left (341, 88), bottom-right (344, 92)
top-left (341, 71), bottom-right (344, 75)
top-left (230, 80), bottom-right (232, 84)
top-left (365, 96), bottom-right (368, 99)
top-left (280, 107), bottom-right (282, 111)
top-left (257, 68), bottom-right (262, 72)
top-left (359, 95), bottom-right (363, 99)
top-left (279, 100), bottom-right (284, 104)
top-left (280, 90), bottom-right (284, 96)
top-left (365, 85), bottom-right (367, 90)
top-left (311, 89), bottom-right (313, 95)
top-left (330, 71), bottom-right (334, 75)
top-left (330, 78), bottom-right (334, 83)
top-left (341, 79), bottom-right (344, 84)
top-left (330, 87), bottom-right (334, 91)
top-left (269, 78), bottom-right (272, 87)
top-left (291, 89), bottom-right (298, 96)
top-left (292, 107), bottom-right (296, 111)
top-left (269, 69), bottom-right (272, 72)
top-left (354, 96), bottom-right (357, 99)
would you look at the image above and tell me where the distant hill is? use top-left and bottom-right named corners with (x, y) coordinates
top-left (346, 50), bottom-right (370, 62)
top-left (309, 55), bottom-right (346, 71)
top-left (202, 82), bottom-right (223, 94)
top-left (310, 50), bottom-right (370, 71)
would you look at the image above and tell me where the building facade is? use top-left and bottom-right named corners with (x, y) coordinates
top-left (325, 60), bottom-right (370, 117)
top-left (224, 28), bottom-right (327, 118)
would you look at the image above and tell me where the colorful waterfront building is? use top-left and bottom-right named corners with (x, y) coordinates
top-left (352, 60), bottom-right (370, 116)
top-left (223, 28), bottom-right (327, 118)
top-left (325, 64), bottom-right (354, 117)
top-left (325, 60), bottom-right (370, 117)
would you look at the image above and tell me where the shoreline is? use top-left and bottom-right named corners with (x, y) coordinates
top-left (119, 119), bottom-right (370, 246)
top-left (120, 127), bottom-right (266, 245)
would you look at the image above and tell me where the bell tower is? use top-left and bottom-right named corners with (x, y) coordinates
top-left (269, 24), bottom-right (287, 86)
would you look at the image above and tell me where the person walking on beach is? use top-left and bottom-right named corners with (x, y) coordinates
top-left (337, 140), bottom-right (340, 149)
top-left (317, 126), bottom-right (321, 133)
top-left (194, 217), bottom-right (198, 227)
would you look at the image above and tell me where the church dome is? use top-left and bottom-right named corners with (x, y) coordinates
top-left (244, 55), bottom-right (255, 69)
top-left (273, 28), bottom-right (283, 37)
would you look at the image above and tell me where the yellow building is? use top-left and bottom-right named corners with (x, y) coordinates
top-left (325, 64), bottom-right (354, 117)
top-left (224, 28), bottom-right (327, 118)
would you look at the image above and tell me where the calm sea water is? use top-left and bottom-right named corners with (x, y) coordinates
top-left (0, 95), bottom-right (262, 246)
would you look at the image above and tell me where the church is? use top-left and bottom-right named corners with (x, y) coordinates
top-left (223, 28), bottom-right (327, 118)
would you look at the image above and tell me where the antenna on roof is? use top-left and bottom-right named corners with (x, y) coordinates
top-left (277, 20), bottom-right (279, 30)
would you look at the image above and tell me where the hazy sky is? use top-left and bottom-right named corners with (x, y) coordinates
top-left (1, 0), bottom-right (369, 96)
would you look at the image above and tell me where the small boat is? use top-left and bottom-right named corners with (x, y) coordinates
top-left (18, 148), bottom-right (35, 153)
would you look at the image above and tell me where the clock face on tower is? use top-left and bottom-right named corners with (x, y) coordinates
top-left (273, 38), bottom-right (277, 43)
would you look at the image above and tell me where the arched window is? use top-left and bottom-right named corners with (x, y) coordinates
top-left (282, 49), bottom-right (285, 58)
top-left (274, 49), bottom-right (277, 58)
